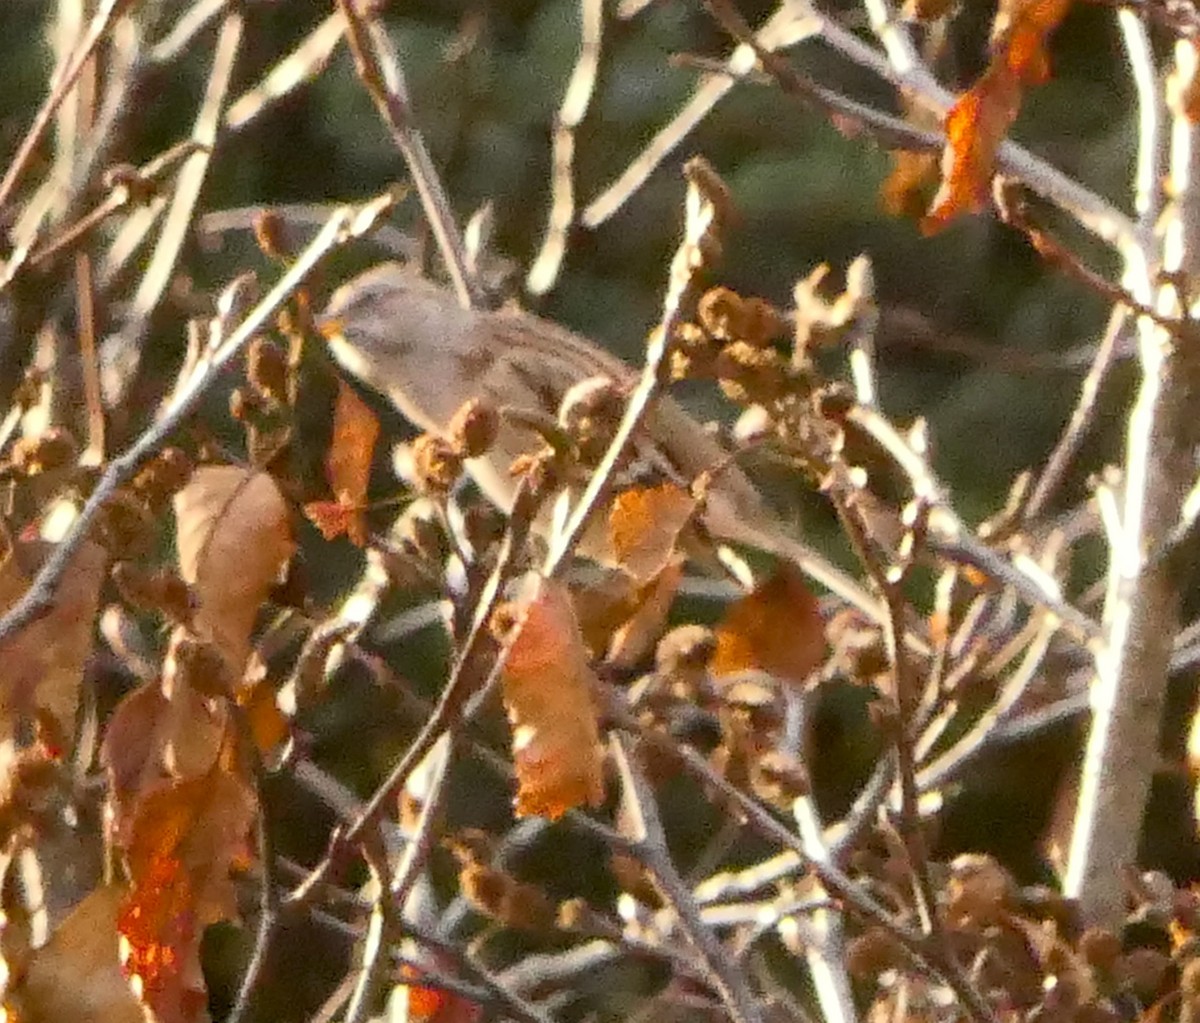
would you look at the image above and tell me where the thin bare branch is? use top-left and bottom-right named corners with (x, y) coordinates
top-left (335, 0), bottom-right (486, 309)
top-left (527, 0), bottom-right (604, 295)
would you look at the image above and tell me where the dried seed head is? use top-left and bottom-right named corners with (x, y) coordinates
top-left (447, 397), bottom-right (500, 458)
top-left (390, 497), bottom-right (447, 565)
top-left (698, 286), bottom-right (788, 346)
top-left (558, 375), bottom-right (625, 465)
top-left (248, 338), bottom-right (290, 403)
top-left (716, 341), bottom-right (789, 404)
top-left (132, 448), bottom-right (194, 511)
top-left (751, 750), bottom-right (809, 806)
top-left (10, 427), bottom-right (77, 476)
top-left (946, 853), bottom-right (1014, 926)
top-left (252, 209), bottom-right (291, 261)
top-left (845, 927), bottom-right (906, 980)
top-left (410, 433), bottom-right (463, 494)
top-left (1079, 927), bottom-right (1122, 977)
top-left (655, 624), bottom-right (717, 677)
top-left (669, 321), bottom-right (720, 381)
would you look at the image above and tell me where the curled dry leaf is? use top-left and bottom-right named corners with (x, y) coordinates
top-left (572, 559), bottom-right (684, 667)
top-left (922, 0), bottom-right (1072, 232)
top-left (607, 559), bottom-right (684, 670)
top-left (498, 573), bottom-right (605, 819)
top-left (0, 534), bottom-right (107, 756)
top-left (174, 465), bottom-right (295, 675)
top-left (711, 566), bottom-right (827, 687)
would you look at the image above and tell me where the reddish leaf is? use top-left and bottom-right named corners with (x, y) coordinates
top-left (498, 574), bottom-right (605, 819)
top-left (303, 494), bottom-right (361, 542)
top-left (115, 759), bottom-right (255, 1023)
top-left (922, 0), bottom-right (1071, 232)
top-left (711, 567), bottom-right (827, 686)
top-left (393, 964), bottom-right (482, 1022)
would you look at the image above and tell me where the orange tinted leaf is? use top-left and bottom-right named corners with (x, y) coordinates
top-left (923, 0), bottom-right (1070, 232)
top-left (711, 567), bottom-right (827, 686)
top-left (394, 965), bottom-right (482, 1022)
top-left (115, 760), bottom-right (255, 1023)
top-left (922, 69), bottom-right (1021, 233)
top-left (174, 466), bottom-right (295, 674)
top-left (303, 495), bottom-right (359, 541)
top-left (499, 574), bottom-right (605, 819)
top-left (608, 484), bottom-right (697, 584)
top-left (324, 380), bottom-right (379, 546)
top-left (236, 677), bottom-right (288, 754)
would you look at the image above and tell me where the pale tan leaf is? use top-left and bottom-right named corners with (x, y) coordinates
top-left (101, 631), bottom-right (229, 847)
top-left (174, 466), bottom-right (294, 674)
top-left (0, 535), bottom-right (107, 754)
top-left (607, 558), bottom-right (684, 669)
top-left (7, 885), bottom-right (144, 1023)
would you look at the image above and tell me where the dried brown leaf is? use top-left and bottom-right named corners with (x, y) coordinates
top-left (711, 566), bottom-right (827, 686)
top-left (608, 483), bottom-right (697, 584)
top-left (607, 558), bottom-right (684, 669)
top-left (0, 535), bottom-right (107, 755)
top-left (174, 465), bottom-right (294, 674)
top-left (101, 633), bottom-right (230, 845)
top-left (324, 379), bottom-right (379, 546)
top-left (498, 574), bottom-right (605, 818)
